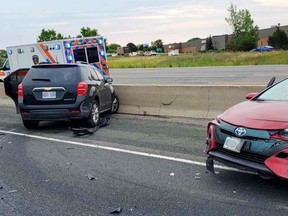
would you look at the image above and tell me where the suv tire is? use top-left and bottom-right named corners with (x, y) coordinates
top-left (86, 100), bottom-right (100, 127)
top-left (23, 120), bottom-right (39, 129)
top-left (110, 95), bottom-right (119, 113)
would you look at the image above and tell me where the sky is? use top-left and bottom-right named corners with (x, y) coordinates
top-left (1, 0), bottom-right (288, 49)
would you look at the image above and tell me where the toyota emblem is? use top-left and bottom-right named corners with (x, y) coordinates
top-left (234, 127), bottom-right (247, 137)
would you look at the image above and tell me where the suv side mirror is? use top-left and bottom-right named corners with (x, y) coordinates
top-left (105, 77), bottom-right (113, 84)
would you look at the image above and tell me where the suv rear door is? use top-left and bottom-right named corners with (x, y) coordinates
top-left (4, 68), bottom-right (29, 113)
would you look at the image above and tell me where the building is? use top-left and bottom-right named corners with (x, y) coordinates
top-left (164, 24), bottom-right (288, 53)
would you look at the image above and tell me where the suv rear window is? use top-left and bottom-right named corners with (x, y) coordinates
top-left (24, 65), bottom-right (80, 84)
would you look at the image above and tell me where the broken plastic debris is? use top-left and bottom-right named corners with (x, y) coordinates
top-left (8, 190), bottom-right (18, 194)
top-left (170, 173), bottom-right (175, 176)
top-left (87, 173), bottom-right (96, 180)
top-left (206, 156), bottom-right (215, 174)
top-left (70, 117), bottom-right (109, 136)
top-left (233, 191), bottom-right (237, 194)
top-left (195, 173), bottom-right (201, 176)
top-left (195, 176), bottom-right (201, 179)
top-left (109, 207), bottom-right (122, 214)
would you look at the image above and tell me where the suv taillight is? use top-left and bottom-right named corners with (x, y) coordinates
top-left (77, 82), bottom-right (88, 97)
top-left (18, 83), bottom-right (24, 99)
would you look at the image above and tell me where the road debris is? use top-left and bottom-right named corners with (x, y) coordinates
top-left (170, 173), bottom-right (175, 176)
top-left (87, 173), bottom-right (96, 180)
top-left (8, 190), bottom-right (18, 194)
top-left (206, 155), bottom-right (215, 174)
top-left (109, 207), bottom-right (123, 214)
top-left (70, 117), bottom-right (109, 136)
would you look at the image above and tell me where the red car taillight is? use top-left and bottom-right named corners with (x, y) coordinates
top-left (18, 83), bottom-right (24, 99)
top-left (77, 82), bottom-right (88, 97)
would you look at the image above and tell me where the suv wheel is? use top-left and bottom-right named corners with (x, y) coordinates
top-left (22, 120), bottom-right (39, 129)
top-left (86, 101), bottom-right (100, 127)
top-left (110, 95), bottom-right (119, 113)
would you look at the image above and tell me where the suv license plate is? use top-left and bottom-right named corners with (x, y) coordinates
top-left (42, 91), bottom-right (56, 99)
top-left (223, 137), bottom-right (244, 153)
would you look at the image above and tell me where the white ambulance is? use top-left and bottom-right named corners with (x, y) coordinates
top-left (0, 59), bottom-right (10, 81)
top-left (1, 36), bottom-right (109, 81)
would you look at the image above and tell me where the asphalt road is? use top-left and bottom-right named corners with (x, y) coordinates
top-left (110, 65), bottom-right (288, 85)
top-left (1, 100), bottom-right (288, 215)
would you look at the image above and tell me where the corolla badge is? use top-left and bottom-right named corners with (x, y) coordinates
top-left (234, 127), bottom-right (247, 136)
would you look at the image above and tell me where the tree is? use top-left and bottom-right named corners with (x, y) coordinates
top-left (107, 43), bottom-right (121, 53)
top-left (151, 39), bottom-right (164, 52)
top-left (187, 37), bottom-right (201, 42)
top-left (0, 49), bottom-right (7, 66)
top-left (225, 3), bottom-right (259, 51)
top-left (205, 35), bottom-right (214, 51)
top-left (79, 27), bottom-right (99, 37)
top-left (268, 27), bottom-right (288, 50)
top-left (0, 49), bottom-right (7, 59)
top-left (126, 42), bottom-right (138, 52)
top-left (138, 44), bottom-right (144, 51)
top-left (37, 29), bottom-right (64, 42)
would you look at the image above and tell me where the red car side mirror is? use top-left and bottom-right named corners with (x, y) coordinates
top-left (246, 92), bottom-right (258, 100)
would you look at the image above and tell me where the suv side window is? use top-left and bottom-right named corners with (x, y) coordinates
top-left (87, 66), bottom-right (100, 81)
top-left (93, 68), bottom-right (104, 81)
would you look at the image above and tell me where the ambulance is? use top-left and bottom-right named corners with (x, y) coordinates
top-left (0, 59), bottom-right (10, 81)
top-left (1, 36), bottom-right (109, 81)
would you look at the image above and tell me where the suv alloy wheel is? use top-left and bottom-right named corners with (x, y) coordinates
top-left (86, 100), bottom-right (100, 127)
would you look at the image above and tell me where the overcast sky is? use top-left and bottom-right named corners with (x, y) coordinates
top-left (1, 0), bottom-right (287, 49)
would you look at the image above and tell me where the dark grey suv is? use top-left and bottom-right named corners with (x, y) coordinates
top-left (4, 63), bottom-right (119, 129)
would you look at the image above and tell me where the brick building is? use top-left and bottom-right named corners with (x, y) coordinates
top-left (164, 24), bottom-right (288, 53)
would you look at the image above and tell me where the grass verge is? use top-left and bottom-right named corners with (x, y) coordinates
top-left (108, 51), bottom-right (288, 68)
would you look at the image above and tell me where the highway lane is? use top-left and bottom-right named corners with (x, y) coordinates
top-left (110, 65), bottom-right (288, 85)
top-left (1, 102), bottom-right (288, 215)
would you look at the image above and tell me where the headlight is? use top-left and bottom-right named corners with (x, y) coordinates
top-left (279, 129), bottom-right (288, 139)
top-left (271, 129), bottom-right (288, 141)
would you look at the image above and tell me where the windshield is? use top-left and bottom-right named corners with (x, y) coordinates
top-left (257, 79), bottom-right (288, 101)
top-left (0, 59), bottom-right (10, 70)
top-left (4, 59), bottom-right (10, 69)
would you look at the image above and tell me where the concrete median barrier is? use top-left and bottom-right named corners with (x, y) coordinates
top-left (113, 85), bottom-right (265, 119)
top-left (0, 83), bottom-right (265, 119)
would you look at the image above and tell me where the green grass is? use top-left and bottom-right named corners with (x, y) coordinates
top-left (107, 51), bottom-right (288, 68)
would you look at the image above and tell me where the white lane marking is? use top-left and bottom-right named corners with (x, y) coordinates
top-left (0, 129), bottom-right (248, 173)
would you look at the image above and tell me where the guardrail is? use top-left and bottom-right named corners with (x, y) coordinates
top-left (0, 83), bottom-right (265, 119)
